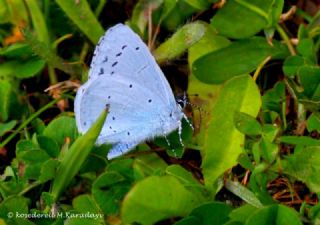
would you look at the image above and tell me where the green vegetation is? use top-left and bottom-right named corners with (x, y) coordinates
top-left (0, 0), bottom-right (320, 224)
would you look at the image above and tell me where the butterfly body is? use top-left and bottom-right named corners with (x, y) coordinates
top-left (74, 23), bottom-right (184, 159)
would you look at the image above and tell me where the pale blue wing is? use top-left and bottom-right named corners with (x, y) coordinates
top-left (74, 23), bottom-right (184, 159)
top-left (88, 23), bottom-right (176, 106)
top-left (74, 75), bottom-right (173, 144)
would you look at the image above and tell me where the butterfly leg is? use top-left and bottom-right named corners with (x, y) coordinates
top-left (182, 113), bottom-right (194, 130)
top-left (107, 141), bottom-right (139, 160)
top-left (178, 120), bottom-right (184, 147)
top-left (164, 135), bottom-right (178, 157)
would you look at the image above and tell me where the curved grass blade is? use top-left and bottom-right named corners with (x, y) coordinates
top-left (51, 108), bottom-right (108, 201)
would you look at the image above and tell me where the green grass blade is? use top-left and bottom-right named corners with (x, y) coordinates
top-left (55, 0), bottom-right (104, 44)
top-left (51, 108), bottom-right (108, 201)
top-left (24, 0), bottom-right (50, 44)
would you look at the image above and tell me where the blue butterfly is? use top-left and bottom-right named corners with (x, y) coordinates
top-left (74, 24), bottom-right (187, 159)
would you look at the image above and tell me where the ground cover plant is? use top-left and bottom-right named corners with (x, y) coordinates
top-left (0, 0), bottom-right (320, 224)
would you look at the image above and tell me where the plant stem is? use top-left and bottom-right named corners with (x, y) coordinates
top-left (253, 56), bottom-right (271, 81)
top-left (0, 98), bottom-right (60, 148)
top-left (276, 24), bottom-right (296, 56)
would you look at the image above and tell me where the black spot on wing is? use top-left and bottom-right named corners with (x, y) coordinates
top-left (98, 68), bottom-right (104, 75)
top-left (116, 52), bottom-right (122, 57)
top-left (135, 47), bottom-right (139, 50)
top-left (112, 62), bottom-right (118, 67)
top-left (122, 45), bottom-right (127, 50)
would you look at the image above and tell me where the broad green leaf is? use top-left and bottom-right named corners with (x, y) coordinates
top-left (73, 194), bottom-right (102, 215)
top-left (283, 146), bottom-right (320, 193)
top-left (297, 39), bottom-right (316, 63)
top-left (234, 112), bottom-right (262, 136)
top-left (188, 24), bottom-right (229, 146)
top-left (0, 196), bottom-right (28, 216)
top-left (211, 0), bottom-right (274, 39)
top-left (175, 202), bottom-right (232, 225)
top-left (246, 204), bottom-right (302, 225)
top-left (282, 55), bottom-right (306, 77)
top-left (39, 159), bottom-right (59, 183)
top-left (188, 23), bottom-right (231, 67)
top-left (279, 136), bottom-right (320, 146)
top-left (31, 118), bottom-right (46, 135)
top-left (298, 66), bottom-right (320, 99)
top-left (192, 38), bottom-right (288, 84)
top-left (0, 196), bottom-right (32, 225)
top-left (133, 154), bottom-right (168, 179)
top-left (80, 154), bottom-right (107, 174)
top-left (153, 21), bottom-right (206, 63)
top-left (122, 176), bottom-right (204, 225)
top-left (55, 0), bottom-right (104, 44)
top-left (43, 116), bottom-right (78, 147)
top-left (0, 120), bottom-right (16, 136)
top-left (166, 164), bottom-right (201, 186)
top-left (18, 149), bottom-right (50, 163)
top-left (201, 75), bottom-right (261, 188)
top-left (14, 58), bottom-right (46, 78)
top-left (0, 43), bottom-right (32, 58)
top-left (0, 59), bottom-right (45, 78)
top-left (184, 0), bottom-right (210, 10)
top-left (16, 140), bottom-right (38, 154)
top-left (37, 135), bottom-right (59, 158)
top-left (51, 109), bottom-right (108, 200)
top-left (229, 204), bottom-right (258, 224)
top-left (92, 171), bottom-right (131, 215)
top-left (261, 81), bottom-right (285, 114)
top-left (0, 61), bottom-right (17, 78)
top-left (307, 113), bottom-right (320, 132)
top-left (174, 216), bottom-right (200, 225)
top-left (260, 137), bottom-right (278, 163)
top-left (188, 202), bottom-right (231, 225)
top-left (165, 165), bottom-right (209, 200)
